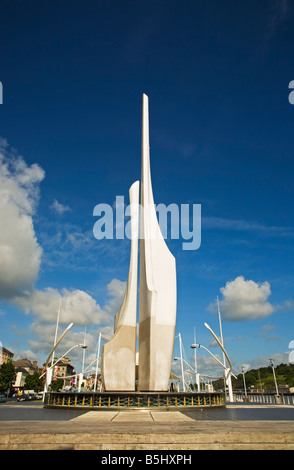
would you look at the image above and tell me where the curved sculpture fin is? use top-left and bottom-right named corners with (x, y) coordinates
top-left (101, 180), bottom-right (139, 391)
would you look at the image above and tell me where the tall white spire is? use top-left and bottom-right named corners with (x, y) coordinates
top-left (138, 93), bottom-right (177, 391)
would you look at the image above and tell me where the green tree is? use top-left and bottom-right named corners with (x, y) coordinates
top-left (50, 379), bottom-right (63, 391)
top-left (213, 363), bottom-right (294, 391)
top-left (0, 361), bottom-right (15, 394)
top-left (24, 372), bottom-right (44, 392)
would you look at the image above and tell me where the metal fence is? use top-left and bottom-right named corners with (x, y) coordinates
top-left (235, 392), bottom-right (294, 405)
top-left (44, 391), bottom-right (226, 410)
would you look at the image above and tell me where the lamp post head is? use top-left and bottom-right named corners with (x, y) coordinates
top-left (190, 344), bottom-right (201, 349)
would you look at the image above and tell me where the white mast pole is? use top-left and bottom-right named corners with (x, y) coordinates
top-left (179, 333), bottom-right (186, 392)
top-left (193, 327), bottom-right (200, 392)
top-left (82, 326), bottom-right (86, 374)
top-left (217, 297), bottom-right (234, 402)
top-left (51, 295), bottom-right (61, 368)
top-left (94, 332), bottom-right (102, 392)
top-left (217, 296), bottom-right (225, 367)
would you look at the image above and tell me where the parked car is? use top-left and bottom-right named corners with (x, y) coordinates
top-left (27, 393), bottom-right (36, 400)
top-left (0, 393), bottom-right (7, 403)
top-left (17, 394), bottom-right (29, 402)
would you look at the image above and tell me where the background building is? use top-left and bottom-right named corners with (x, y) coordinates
top-left (12, 358), bottom-right (40, 393)
top-left (0, 347), bottom-right (14, 365)
top-left (51, 357), bottom-right (75, 389)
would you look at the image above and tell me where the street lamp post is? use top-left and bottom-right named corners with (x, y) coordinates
top-left (42, 322), bottom-right (74, 374)
top-left (174, 357), bottom-right (200, 392)
top-left (204, 322), bottom-right (235, 402)
top-left (41, 322), bottom-right (73, 401)
top-left (41, 342), bottom-right (87, 399)
top-left (268, 358), bottom-right (280, 398)
top-left (178, 333), bottom-right (186, 392)
top-left (217, 298), bottom-right (229, 396)
top-left (51, 296), bottom-right (61, 369)
top-left (190, 344), bottom-right (227, 369)
top-left (51, 343), bottom-right (88, 371)
top-left (241, 366), bottom-right (248, 399)
top-left (193, 327), bottom-right (198, 391)
top-left (94, 332), bottom-right (102, 392)
top-left (191, 323), bottom-right (236, 402)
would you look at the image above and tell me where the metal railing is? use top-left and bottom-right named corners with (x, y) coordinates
top-left (44, 391), bottom-right (226, 410)
top-left (235, 392), bottom-right (294, 405)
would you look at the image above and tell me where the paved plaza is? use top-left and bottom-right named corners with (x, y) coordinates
top-left (0, 401), bottom-right (294, 450)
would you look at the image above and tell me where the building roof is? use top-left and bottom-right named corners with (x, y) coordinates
top-left (2, 347), bottom-right (14, 356)
top-left (15, 366), bottom-right (29, 374)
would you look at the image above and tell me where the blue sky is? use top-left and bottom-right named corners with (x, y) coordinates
top-left (0, 1), bottom-right (294, 379)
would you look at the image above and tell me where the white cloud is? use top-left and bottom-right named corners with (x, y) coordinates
top-left (0, 140), bottom-right (44, 299)
top-left (13, 279), bottom-right (125, 327)
top-left (209, 276), bottom-right (275, 321)
top-left (246, 352), bottom-right (290, 371)
top-left (239, 363), bottom-right (250, 373)
top-left (14, 288), bottom-right (106, 325)
top-left (104, 279), bottom-right (127, 316)
top-left (25, 323), bottom-right (116, 368)
top-left (257, 324), bottom-right (280, 342)
top-left (275, 299), bottom-right (294, 312)
top-left (51, 199), bottom-right (71, 214)
top-left (27, 321), bottom-right (86, 360)
top-left (12, 279), bottom-right (127, 361)
top-left (0, 140), bottom-right (126, 357)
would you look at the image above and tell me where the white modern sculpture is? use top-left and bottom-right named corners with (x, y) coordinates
top-left (138, 94), bottom-right (177, 391)
top-left (101, 181), bottom-right (139, 391)
top-left (101, 94), bottom-right (177, 392)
